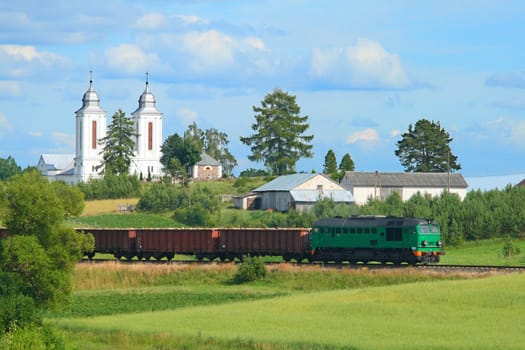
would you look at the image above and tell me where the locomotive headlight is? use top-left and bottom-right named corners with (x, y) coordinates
top-left (421, 240), bottom-right (428, 247)
top-left (437, 240), bottom-right (443, 247)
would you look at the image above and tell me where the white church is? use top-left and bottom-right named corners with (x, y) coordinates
top-left (37, 76), bottom-right (164, 184)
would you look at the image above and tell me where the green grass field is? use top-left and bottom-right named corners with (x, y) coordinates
top-left (58, 275), bottom-right (525, 350)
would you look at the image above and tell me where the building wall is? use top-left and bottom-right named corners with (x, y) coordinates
top-left (260, 191), bottom-right (293, 212)
top-left (193, 165), bottom-right (222, 181)
top-left (352, 186), bottom-right (467, 205)
top-left (295, 175), bottom-right (342, 191)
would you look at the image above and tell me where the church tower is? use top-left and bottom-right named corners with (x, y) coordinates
top-left (130, 74), bottom-right (163, 179)
top-left (74, 74), bottom-right (106, 182)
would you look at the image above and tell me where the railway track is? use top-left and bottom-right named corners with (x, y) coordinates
top-left (79, 258), bottom-right (525, 273)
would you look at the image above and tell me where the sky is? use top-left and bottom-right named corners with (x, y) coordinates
top-left (2, 0), bottom-right (525, 182)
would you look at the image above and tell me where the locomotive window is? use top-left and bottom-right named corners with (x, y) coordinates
top-left (371, 228), bottom-right (377, 234)
top-left (343, 228), bottom-right (349, 234)
top-left (364, 228), bottom-right (370, 234)
top-left (431, 225), bottom-right (439, 233)
top-left (386, 227), bottom-right (403, 241)
top-left (350, 228), bottom-right (356, 234)
top-left (419, 225), bottom-right (430, 233)
top-left (357, 227), bottom-right (363, 234)
top-left (336, 227), bottom-right (342, 234)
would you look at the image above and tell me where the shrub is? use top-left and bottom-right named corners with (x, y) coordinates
top-left (233, 256), bottom-right (267, 283)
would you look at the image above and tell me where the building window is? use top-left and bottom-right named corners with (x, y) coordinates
top-left (148, 122), bottom-right (153, 150)
top-left (92, 121), bottom-right (97, 149)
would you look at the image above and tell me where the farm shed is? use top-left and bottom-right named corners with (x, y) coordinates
top-left (340, 171), bottom-right (468, 205)
top-left (249, 173), bottom-right (354, 212)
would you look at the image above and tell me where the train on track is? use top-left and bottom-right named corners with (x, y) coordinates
top-left (79, 216), bottom-right (443, 265)
top-left (0, 216), bottom-right (444, 265)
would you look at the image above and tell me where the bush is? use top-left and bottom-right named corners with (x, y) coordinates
top-left (77, 174), bottom-right (141, 200)
top-left (233, 256), bottom-right (267, 283)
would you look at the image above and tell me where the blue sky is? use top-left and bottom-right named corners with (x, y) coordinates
top-left (2, 0), bottom-right (525, 179)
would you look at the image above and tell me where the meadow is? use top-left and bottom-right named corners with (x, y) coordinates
top-left (50, 263), bottom-right (524, 350)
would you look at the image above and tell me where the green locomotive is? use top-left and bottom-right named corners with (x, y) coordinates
top-left (310, 216), bottom-right (443, 265)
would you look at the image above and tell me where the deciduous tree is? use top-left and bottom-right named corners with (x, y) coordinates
top-left (160, 133), bottom-right (201, 183)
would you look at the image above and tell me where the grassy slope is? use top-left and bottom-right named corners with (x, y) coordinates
top-left (57, 273), bottom-right (524, 350)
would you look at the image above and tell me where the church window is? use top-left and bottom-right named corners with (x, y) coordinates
top-left (148, 122), bottom-right (153, 150)
top-left (92, 121), bottom-right (97, 149)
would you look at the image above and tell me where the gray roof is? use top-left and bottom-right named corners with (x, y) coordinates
top-left (39, 154), bottom-right (74, 170)
top-left (290, 189), bottom-right (354, 203)
top-left (253, 173), bottom-right (320, 192)
top-left (196, 152), bottom-right (221, 166)
top-left (342, 171), bottom-right (468, 188)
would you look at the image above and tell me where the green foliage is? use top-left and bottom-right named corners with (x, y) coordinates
top-left (184, 122), bottom-right (238, 177)
top-left (78, 173), bottom-right (141, 200)
top-left (0, 170), bottom-right (88, 344)
top-left (160, 133), bottom-right (201, 181)
top-left (0, 156), bottom-right (22, 181)
top-left (98, 109), bottom-right (137, 175)
top-left (233, 256), bottom-right (267, 283)
top-left (137, 182), bottom-right (189, 212)
top-left (323, 149), bottom-right (338, 174)
top-left (502, 236), bottom-right (521, 257)
top-left (0, 272), bottom-right (40, 334)
top-left (339, 153), bottom-right (355, 172)
top-left (239, 168), bottom-right (269, 177)
top-left (240, 89), bottom-right (314, 175)
top-left (173, 205), bottom-right (214, 226)
top-left (395, 118), bottom-right (460, 172)
top-left (0, 324), bottom-right (64, 350)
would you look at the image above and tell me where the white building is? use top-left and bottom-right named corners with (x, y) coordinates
top-left (340, 171), bottom-right (469, 205)
top-left (38, 76), bottom-right (163, 183)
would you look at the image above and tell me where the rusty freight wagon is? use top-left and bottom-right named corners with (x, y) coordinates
top-left (216, 228), bottom-right (311, 262)
top-left (84, 228), bottom-right (219, 261)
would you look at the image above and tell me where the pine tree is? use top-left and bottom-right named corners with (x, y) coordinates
top-left (97, 109), bottom-right (137, 176)
top-left (240, 89), bottom-right (314, 175)
top-left (395, 119), bottom-right (460, 172)
top-left (339, 153), bottom-right (355, 171)
top-left (323, 149), bottom-right (338, 174)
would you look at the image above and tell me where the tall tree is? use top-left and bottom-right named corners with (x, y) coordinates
top-left (240, 89), bottom-right (314, 175)
top-left (0, 170), bottom-right (93, 342)
top-left (395, 119), bottom-right (460, 172)
top-left (184, 122), bottom-right (238, 177)
top-left (160, 133), bottom-right (201, 183)
top-left (323, 149), bottom-right (338, 174)
top-left (339, 153), bottom-right (355, 172)
top-left (98, 109), bottom-right (137, 176)
top-left (0, 156), bottom-right (22, 181)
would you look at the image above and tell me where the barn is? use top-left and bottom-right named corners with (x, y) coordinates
top-left (245, 173), bottom-right (354, 212)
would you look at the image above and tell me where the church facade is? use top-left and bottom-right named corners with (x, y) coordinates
top-left (37, 77), bottom-right (164, 183)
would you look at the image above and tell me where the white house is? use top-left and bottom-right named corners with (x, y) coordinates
top-left (340, 171), bottom-right (469, 205)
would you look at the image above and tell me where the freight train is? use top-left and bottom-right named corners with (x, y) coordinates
top-left (79, 216), bottom-right (443, 265)
top-left (0, 216), bottom-right (444, 265)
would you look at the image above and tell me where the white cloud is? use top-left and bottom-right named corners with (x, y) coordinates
top-left (29, 131), bottom-right (43, 137)
top-left (0, 45), bottom-right (68, 77)
top-left (390, 129), bottom-right (401, 138)
top-left (347, 128), bottom-right (379, 144)
top-left (182, 30), bottom-right (237, 71)
top-left (104, 44), bottom-right (164, 75)
top-left (176, 15), bottom-right (209, 26)
top-left (135, 13), bottom-right (167, 30)
top-left (176, 108), bottom-right (198, 125)
top-left (0, 112), bottom-right (12, 131)
top-left (309, 39), bottom-right (412, 89)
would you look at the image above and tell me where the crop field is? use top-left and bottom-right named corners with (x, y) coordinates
top-left (49, 263), bottom-right (524, 350)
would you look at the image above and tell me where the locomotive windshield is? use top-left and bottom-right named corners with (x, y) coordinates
top-left (419, 224), bottom-right (440, 233)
